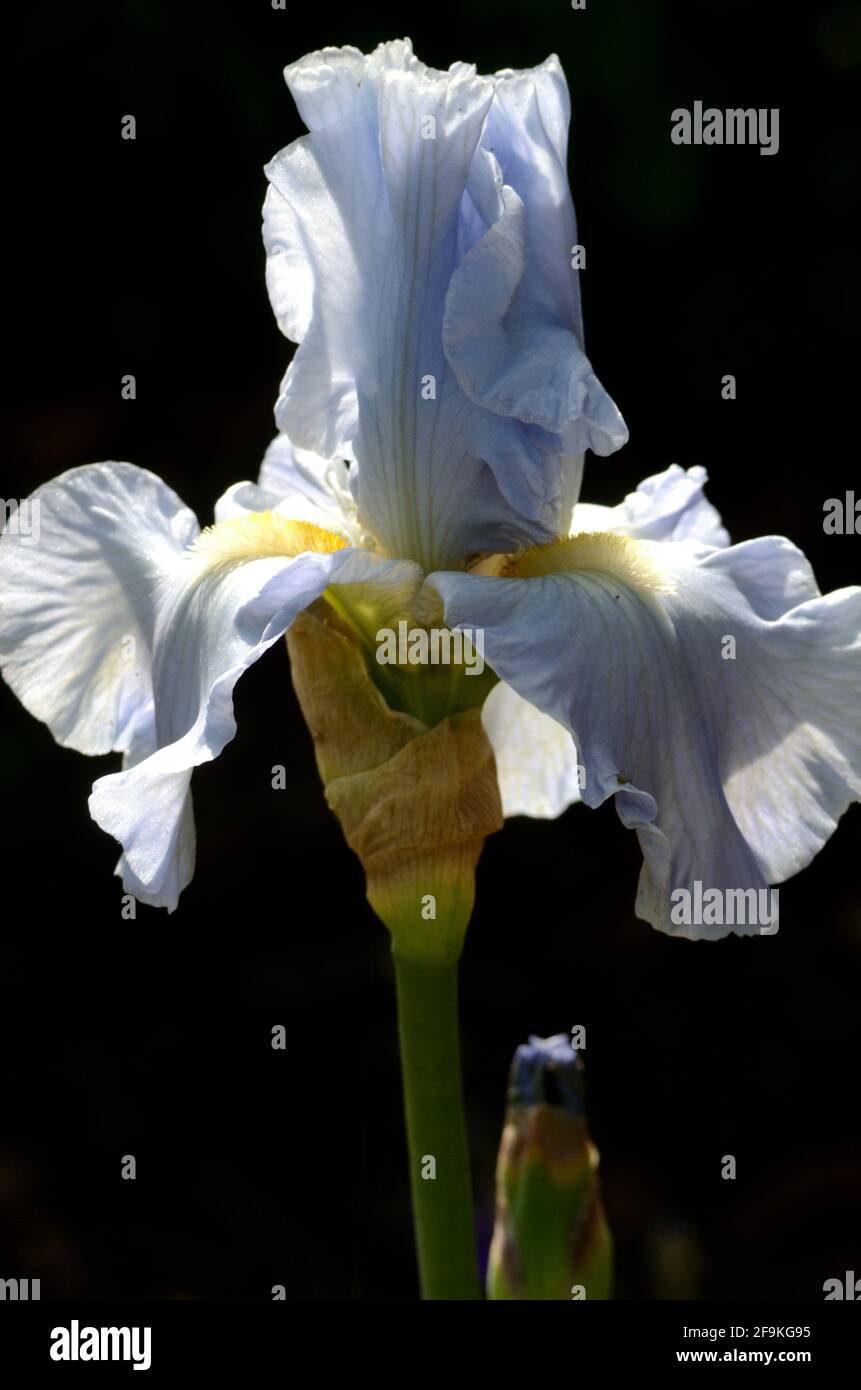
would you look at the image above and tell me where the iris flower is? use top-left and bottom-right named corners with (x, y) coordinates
top-left (1, 39), bottom-right (859, 1297)
top-left (3, 38), bottom-right (857, 931)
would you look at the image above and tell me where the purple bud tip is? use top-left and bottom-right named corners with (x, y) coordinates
top-left (509, 1033), bottom-right (586, 1114)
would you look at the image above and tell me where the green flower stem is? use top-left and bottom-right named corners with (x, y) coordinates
top-left (393, 951), bottom-right (481, 1300)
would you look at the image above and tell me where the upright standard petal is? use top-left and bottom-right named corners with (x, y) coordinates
top-left (430, 528), bottom-right (861, 939)
top-left (443, 58), bottom-right (628, 458)
top-left (573, 464), bottom-right (730, 547)
top-left (263, 39), bottom-right (626, 571)
top-left (215, 434), bottom-right (369, 545)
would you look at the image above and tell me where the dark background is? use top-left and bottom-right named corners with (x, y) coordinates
top-left (1, 0), bottom-right (859, 1300)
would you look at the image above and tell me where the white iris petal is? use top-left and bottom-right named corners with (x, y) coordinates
top-left (263, 38), bottom-right (626, 571)
top-left (0, 457), bottom-right (422, 911)
top-left (430, 467), bottom-right (861, 939)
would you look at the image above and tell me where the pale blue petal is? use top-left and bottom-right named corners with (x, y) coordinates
top-left (89, 543), bottom-right (422, 910)
top-left (478, 468), bottom-right (728, 829)
top-left (442, 57), bottom-right (627, 457)
top-left (482, 681), bottom-right (583, 818)
top-left (430, 534), bottom-right (861, 938)
top-left (583, 463), bottom-right (731, 546)
top-left (0, 463), bottom-right (196, 756)
top-left (486, 59), bottom-right (581, 334)
top-left (263, 39), bottom-right (626, 570)
top-left (0, 457), bottom-right (422, 912)
top-left (215, 437), bottom-right (366, 542)
top-left (443, 157), bottom-right (627, 456)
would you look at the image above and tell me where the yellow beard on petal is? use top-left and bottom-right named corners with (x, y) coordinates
top-left (190, 511), bottom-right (348, 568)
top-left (503, 530), bottom-right (675, 595)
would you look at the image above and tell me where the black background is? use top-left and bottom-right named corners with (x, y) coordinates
top-left (1, 0), bottom-right (859, 1300)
